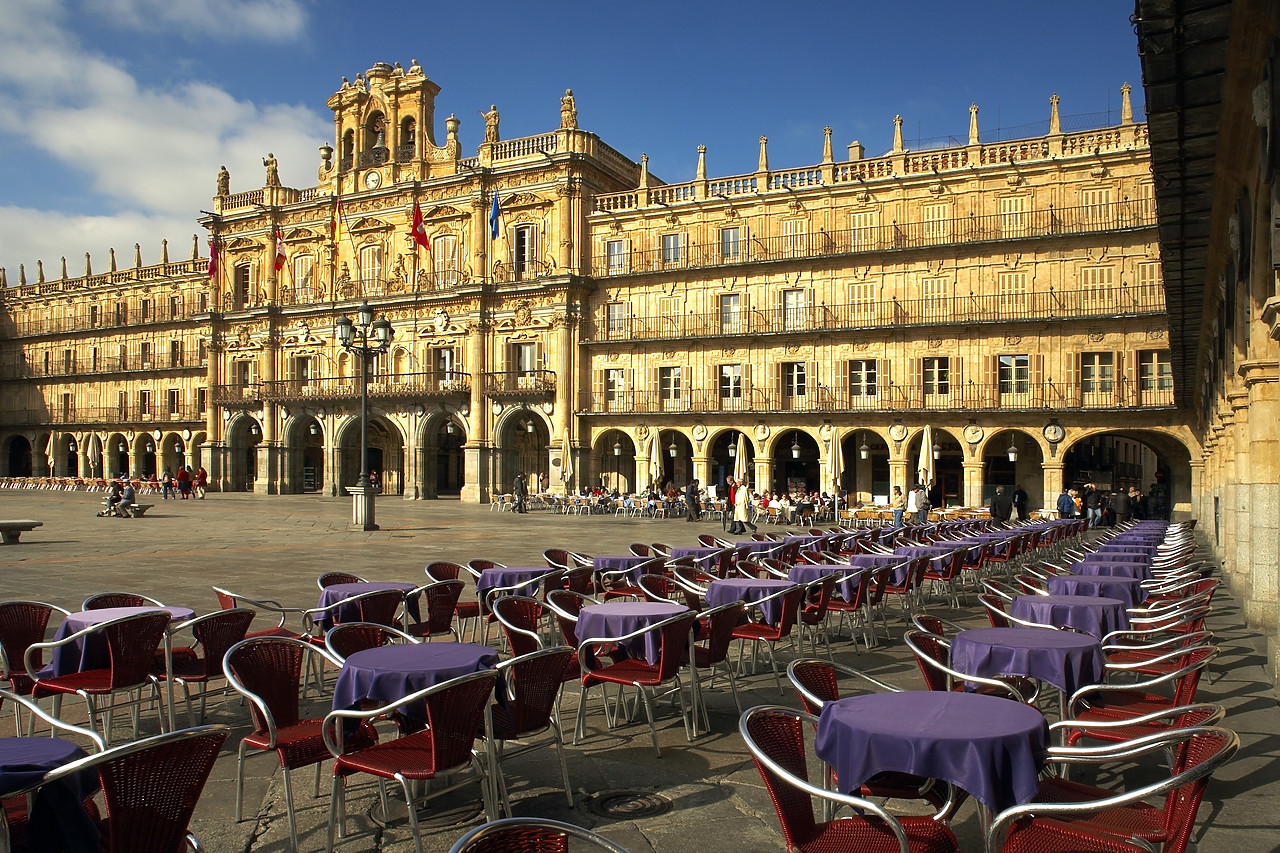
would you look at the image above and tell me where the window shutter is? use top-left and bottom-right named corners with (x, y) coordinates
top-left (592, 369), bottom-right (603, 412)
top-left (1065, 353), bottom-right (1081, 407)
top-left (1031, 354), bottom-right (1046, 406)
top-left (247, 263), bottom-right (258, 304)
top-left (1114, 350), bottom-right (1126, 406)
top-left (742, 362), bottom-right (752, 403)
top-left (536, 342), bottom-right (546, 371)
top-left (985, 355), bottom-right (999, 407)
top-left (951, 357), bottom-right (962, 399)
top-left (283, 357), bottom-right (294, 381)
top-left (908, 357), bottom-right (922, 407)
top-left (808, 360), bottom-right (819, 406)
top-left (681, 363), bottom-right (689, 405)
top-left (772, 361), bottom-right (783, 404)
top-left (740, 225), bottom-right (751, 260)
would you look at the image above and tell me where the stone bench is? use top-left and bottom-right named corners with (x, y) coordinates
top-left (0, 519), bottom-right (43, 544)
top-left (99, 501), bottom-right (155, 518)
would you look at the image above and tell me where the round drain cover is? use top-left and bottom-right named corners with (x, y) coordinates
top-left (584, 789), bottom-right (673, 820)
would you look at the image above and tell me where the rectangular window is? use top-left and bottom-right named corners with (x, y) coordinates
top-left (998, 354), bottom-right (1030, 393)
top-left (140, 299), bottom-right (151, 322)
top-left (514, 225), bottom-right (536, 279)
top-left (234, 265), bottom-right (251, 309)
top-left (514, 342), bottom-right (538, 376)
top-left (236, 361), bottom-right (252, 387)
top-left (659, 366), bottom-right (682, 400)
top-left (294, 356), bottom-right (312, 383)
top-left (1139, 350), bottom-right (1173, 391)
top-left (999, 196), bottom-right (1027, 234)
top-left (167, 389), bottom-right (180, 415)
top-left (138, 389), bottom-right (152, 419)
top-left (1081, 265), bottom-right (1115, 305)
top-left (719, 364), bottom-right (743, 399)
top-left (605, 368), bottom-right (626, 401)
top-left (169, 295), bottom-right (181, 318)
top-left (1081, 352), bottom-right (1115, 394)
top-left (661, 233), bottom-right (681, 266)
top-left (848, 359), bottom-right (877, 396)
top-left (1082, 188), bottom-right (1113, 223)
top-left (61, 393), bottom-right (72, 421)
top-left (89, 304), bottom-right (99, 326)
top-left (849, 281), bottom-right (877, 317)
top-left (433, 236), bottom-right (459, 281)
top-left (62, 349), bottom-right (72, 374)
top-left (719, 293), bottom-right (742, 333)
top-left (198, 291), bottom-right (208, 312)
top-left (919, 276), bottom-right (951, 323)
top-left (169, 340), bottom-right (182, 367)
top-left (90, 347), bottom-right (98, 371)
top-left (658, 296), bottom-right (680, 333)
top-left (921, 203), bottom-right (950, 243)
top-left (783, 219), bottom-right (808, 257)
top-left (606, 302), bottom-right (627, 335)
top-left (850, 210), bottom-right (880, 251)
top-left (359, 245), bottom-right (383, 286)
top-left (115, 302), bottom-right (126, 325)
top-left (432, 348), bottom-right (455, 376)
top-left (140, 341), bottom-right (151, 365)
top-left (117, 391), bottom-right (127, 418)
top-left (197, 340), bottom-right (206, 362)
top-left (605, 239), bottom-right (625, 274)
top-left (996, 271), bottom-right (1028, 314)
top-left (923, 357), bottom-right (950, 395)
top-left (783, 362), bottom-right (807, 398)
top-left (118, 343), bottom-right (127, 369)
top-left (782, 289), bottom-right (806, 330)
top-left (197, 388), bottom-right (207, 416)
top-left (293, 255), bottom-right (315, 299)
top-left (720, 227), bottom-right (741, 260)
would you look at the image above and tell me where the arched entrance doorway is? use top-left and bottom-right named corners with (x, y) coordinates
top-left (839, 430), bottom-right (890, 503)
top-left (282, 417), bottom-right (324, 493)
top-left (709, 430), bottom-right (753, 497)
top-left (981, 429), bottom-right (1043, 511)
top-left (650, 430), bottom-right (692, 490)
top-left (422, 417), bottom-right (465, 498)
top-left (227, 418), bottom-right (262, 491)
top-left (500, 413), bottom-right (547, 495)
top-left (338, 415), bottom-right (404, 496)
top-left (908, 429), bottom-right (962, 508)
top-left (773, 430), bottom-right (820, 496)
top-left (6, 436), bottom-right (32, 477)
top-left (1061, 430), bottom-right (1191, 522)
top-left (596, 430), bottom-right (636, 494)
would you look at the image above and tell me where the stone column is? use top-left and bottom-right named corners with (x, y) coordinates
top-left (1242, 362), bottom-right (1279, 634)
top-left (462, 320), bottom-right (488, 504)
top-left (962, 460), bottom-right (985, 508)
top-left (754, 458), bottom-right (774, 496)
top-left (1041, 463), bottom-right (1065, 515)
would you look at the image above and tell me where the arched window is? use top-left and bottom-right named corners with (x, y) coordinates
top-left (359, 244), bottom-right (383, 292)
top-left (365, 111), bottom-right (386, 150)
top-left (341, 130), bottom-right (355, 169)
top-left (433, 234), bottom-right (458, 285)
top-left (400, 117), bottom-right (416, 150)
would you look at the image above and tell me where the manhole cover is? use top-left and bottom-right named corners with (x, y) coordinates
top-left (584, 789), bottom-right (673, 819)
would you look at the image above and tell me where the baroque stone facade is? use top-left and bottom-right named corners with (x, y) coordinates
top-left (0, 62), bottom-right (1189, 519)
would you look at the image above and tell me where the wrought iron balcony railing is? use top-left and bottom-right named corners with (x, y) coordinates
top-left (483, 370), bottom-right (556, 396)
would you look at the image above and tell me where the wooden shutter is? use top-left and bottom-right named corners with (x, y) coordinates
top-left (908, 357), bottom-right (922, 407)
top-left (950, 356), bottom-right (962, 399)
top-left (808, 360), bottom-right (819, 408)
top-left (1114, 350), bottom-right (1126, 406)
top-left (1031, 354), bottom-right (1046, 407)
top-left (984, 355), bottom-right (999, 407)
top-left (1065, 353), bottom-right (1081, 407)
top-left (592, 369), bottom-right (604, 412)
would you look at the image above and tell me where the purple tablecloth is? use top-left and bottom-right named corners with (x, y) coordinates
top-left (52, 606), bottom-right (195, 676)
top-left (783, 534), bottom-right (826, 552)
top-left (1095, 544), bottom-right (1158, 556)
top-left (669, 546), bottom-right (723, 569)
top-left (1068, 561), bottom-right (1152, 581)
top-left (951, 627), bottom-right (1104, 695)
top-left (0, 737), bottom-right (100, 852)
top-left (1047, 575), bottom-right (1147, 607)
top-left (848, 553), bottom-right (908, 585)
top-left (577, 601), bottom-right (689, 665)
top-left (735, 540), bottom-right (785, 559)
top-left (1011, 594), bottom-right (1129, 638)
top-left (592, 555), bottom-right (652, 583)
top-left (815, 691), bottom-right (1048, 811)
top-left (706, 578), bottom-right (795, 624)
top-left (1080, 552), bottom-right (1149, 564)
top-left (315, 581), bottom-right (417, 629)
top-left (476, 567), bottom-right (550, 601)
top-left (332, 642), bottom-right (499, 713)
top-left (787, 564), bottom-right (865, 604)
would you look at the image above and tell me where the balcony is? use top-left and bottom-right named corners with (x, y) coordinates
top-left (589, 201), bottom-right (1156, 282)
top-left (578, 378), bottom-right (1175, 415)
top-left (484, 370), bottom-right (556, 397)
top-left (586, 284), bottom-right (1166, 343)
top-left (3, 353), bottom-right (204, 381)
top-left (5, 404), bottom-right (207, 427)
top-left (212, 384), bottom-right (262, 407)
top-left (257, 370), bottom-right (472, 404)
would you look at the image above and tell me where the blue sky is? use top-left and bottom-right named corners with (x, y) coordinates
top-left (0, 0), bottom-right (1145, 278)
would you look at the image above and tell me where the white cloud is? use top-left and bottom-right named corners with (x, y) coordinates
top-left (0, 0), bottom-right (328, 273)
top-left (86, 0), bottom-right (308, 41)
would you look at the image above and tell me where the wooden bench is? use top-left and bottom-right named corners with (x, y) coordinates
top-left (0, 519), bottom-right (43, 544)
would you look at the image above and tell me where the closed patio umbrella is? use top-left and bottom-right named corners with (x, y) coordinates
top-left (917, 424), bottom-right (934, 490)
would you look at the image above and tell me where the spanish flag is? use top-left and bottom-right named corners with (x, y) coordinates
top-left (331, 195), bottom-right (344, 244)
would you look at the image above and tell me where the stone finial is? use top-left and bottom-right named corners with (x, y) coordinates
top-left (191, 234), bottom-right (199, 259)
top-left (161, 239), bottom-right (169, 264)
top-left (109, 248), bottom-right (117, 272)
top-left (822, 126), bottom-right (833, 164)
top-left (847, 141), bottom-right (865, 161)
top-left (892, 115), bottom-right (904, 153)
top-left (968, 103), bottom-right (980, 145)
top-left (134, 244), bottom-right (142, 268)
top-left (757, 135), bottom-right (769, 173)
top-left (84, 253), bottom-right (92, 276)
top-left (18, 264), bottom-right (25, 286)
top-left (60, 257), bottom-right (67, 280)
top-left (1049, 93), bottom-right (1061, 135)
top-left (639, 153), bottom-right (650, 189)
top-left (696, 145), bottom-right (707, 181)
top-left (0, 268), bottom-right (6, 287)
top-left (36, 260), bottom-right (45, 283)
top-left (1121, 82), bottom-right (1134, 124)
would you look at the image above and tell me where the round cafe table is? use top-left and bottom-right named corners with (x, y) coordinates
top-left (706, 578), bottom-right (795, 624)
top-left (1046, 574), bottom-right (1147, 607)
top-left (51, 605), bottom-right (195, 676)
top-left (592, 555), bottom-right (652, 584)
top-left (1011, 594), bottom-right (1129, 638)
top-left (0, 736), bottom-right (100, 852)
top-left (476, 567), bottom-right (552, 602)
top-left (332, 641), bottom-right (499, 714)
top-left (814, 691), bottom-right (1047, 812)
top-left (787, 564), bottom-right (865, 605)
top-left (950, 627), bottom-right (1104, 696)
top-left (315, 581), bottom-right (418, 629)
top-left (1068, 561), bottom-right (1152, 581)
top-left (1080, 552), bottom-right (1150, 564)
top-left (577, 601), bottom-right (689, 665)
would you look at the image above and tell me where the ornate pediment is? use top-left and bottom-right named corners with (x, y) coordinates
top-left (225, 237), bottom-right (261, 251)
top-left (283, 227), bottom-right (319, 241)
top-left (423, 205), bottom-right (466, 219)
top-left (349, 216), bottom-right (393, 233)
top-left (505, 192), bottom-right (550, 209)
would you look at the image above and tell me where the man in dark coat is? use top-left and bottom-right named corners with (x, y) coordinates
top-left (1012, 484), bottom-right (1029, 521)
top-left (685, 479), bottom-right (701, 521)
top-left (989, 485), bottom-right (1014, 523)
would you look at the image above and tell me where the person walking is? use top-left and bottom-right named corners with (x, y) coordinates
top-left (176, 465), bottom-right (192, 499)
top-left (684, 479), bottom-right (702, 521)
top-left (1084, 483), bottom-right (1104, 528)
top-left (513, 473), bottom-right (529, 513)
top-left (1012, 484), bottom-right (1029, 521)
top-left (989, 485), bottom-right (1014, 523)
top-left (160, 467), bottom-right (175, 500)
top-left (195, 466), bottom-right (209, 499)
top-left (913, 483), bottom-right (930, 524)
top-left (890, 485), bottom-right (907, 527)
top-left (1112, 487), bottom-right (1132, 524)
top-left (1056, 487), bottom-right (1075, 519)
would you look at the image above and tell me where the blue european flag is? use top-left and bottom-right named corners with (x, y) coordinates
top-left (489, 191), bottom-right (501, 240)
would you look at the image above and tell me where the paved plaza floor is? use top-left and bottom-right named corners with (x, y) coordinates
top-left (1, 489), bottom-right (1277, 852)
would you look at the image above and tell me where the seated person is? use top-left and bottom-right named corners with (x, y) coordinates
top-left (116, 481), bottom-right (136, 516)
top-left (101, 480), bottom-right (123, 516)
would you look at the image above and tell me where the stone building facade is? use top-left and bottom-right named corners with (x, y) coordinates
top-left (1, 62), bottom-right (1186, 519)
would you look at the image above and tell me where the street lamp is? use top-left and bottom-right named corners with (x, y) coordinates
top-left (612, 436), bottom-right (622, 492)
top-left (791, 433), bottom-right (801, 459)
top-left (932, 442), bottom-right (941, 460)
top-left (335, 300), bottom-right (393, 530)
top-left (668, 436), bottom-right (677, 458)
top-left (1007, 436), bottom-right (1019, 463)
top-left (727, 433), bottom-right (736, 458)
top-left (859, 433), bottom-right (869, 460)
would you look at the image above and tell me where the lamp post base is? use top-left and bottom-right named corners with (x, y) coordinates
top-left (348, 484), bottom-right (379, 531)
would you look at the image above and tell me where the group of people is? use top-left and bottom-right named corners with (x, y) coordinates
top-left (156, 466), bottom-right (208, 500)
top-left (1056, 482), bottom-right (1149, 525)
top-left (987, 484), bottom-right (1031, 523)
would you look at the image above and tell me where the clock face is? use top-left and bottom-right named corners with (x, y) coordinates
top-left (1043, 424), bottom-right (1065, 443)
top-left (363, 170), bottom-right (381, 189)
top-left (963, 425), bottom-right (984, 444)
top-left (888, 424), bottom-right (907, 442)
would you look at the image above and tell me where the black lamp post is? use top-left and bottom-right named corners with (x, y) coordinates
top-left (335, 301), bottom-right (393, 530)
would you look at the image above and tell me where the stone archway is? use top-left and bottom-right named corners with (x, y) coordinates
top-left (981, 429), bottom-right (1044, 511)
top-left (771, 430), bottom-right (821, 496)
top-left (337, 414), bottom-right (404, 496)
top-left (1060, 428), bottom-right (1195, 522)
top-left (495, 411), bottom-right (548, 496)
top-left (282, 416), bottom-right (325, 494)
top-left (226, 417), bottom-right (262, 492)
top-left (421, 415), bottom-right (466, 498)
top-left (5, 435), bottom-right (32, 477)
top-left (595, 429), bottom-right (636, 494)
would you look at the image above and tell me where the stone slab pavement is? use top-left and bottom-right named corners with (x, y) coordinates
top-left (1, 489), bottom-right (1277, 852)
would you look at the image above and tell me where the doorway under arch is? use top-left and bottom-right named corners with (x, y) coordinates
top-left (1061, 429), bottom-right (1192, 521)
top-left (499, 414), bottom-right (547, 495)
top-left (772, 430), bottom-right (821, 495)
top-left (422, 417), bottom-right (465, 498)
top-left (338, 415), bottom-right (404, 496)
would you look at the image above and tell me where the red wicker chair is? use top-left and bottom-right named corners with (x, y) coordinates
top-left (80, 591), bottom-right (163, 611)
top-left (0, 600), bottom-right (71, 731)
top-left (150, 607), bottom-right (254, 728)
top-left (732, 585), bottom-right (804, 694)
top-left (448, 817), bottom-right (629, 853)
top-left (404, 580), bottom-right (464, 640)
